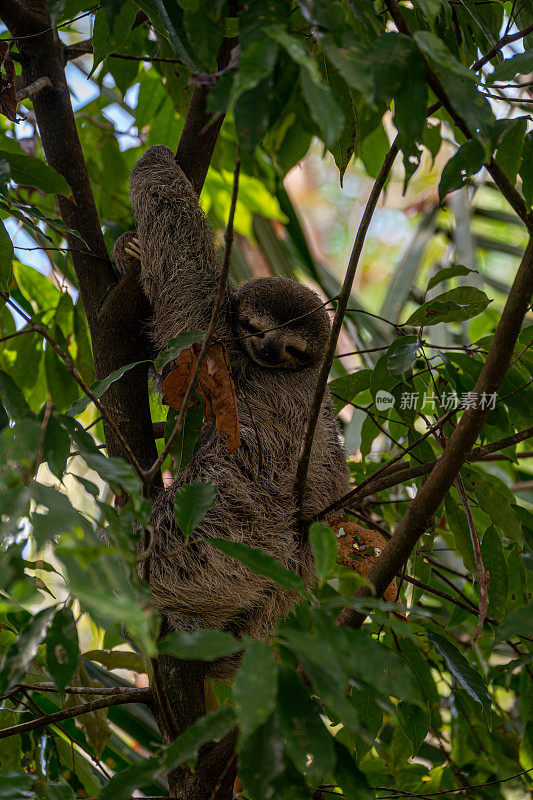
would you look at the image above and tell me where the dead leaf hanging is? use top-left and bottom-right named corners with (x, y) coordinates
top-left (162, 341), bottom-right (241, 453)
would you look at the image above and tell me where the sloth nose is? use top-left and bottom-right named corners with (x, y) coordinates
top-left (257, 337), bottom-right (283, 363)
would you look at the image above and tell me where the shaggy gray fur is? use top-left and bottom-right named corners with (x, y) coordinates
top-left (114, 145), bottom-right (349, 675)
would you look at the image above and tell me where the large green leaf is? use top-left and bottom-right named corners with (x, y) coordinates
top-left (173, 480), bottom-right (217, 539)
top-left (158, 629), bottom-right (241, 660)
top-left (428, 632), bottom-right (491, 722)
top-left (0, 151), bottom-right (70, 195)
top-left (405, 286), bottom-right (490, 326)
top-left (0, 218), bottom-right (13, 292)
top-left (277, 666), bottom-right (335, 782)
top-left (67, 360), bottom-right (149, 417)
top-left (45, 606), bottom-right (79, 692)
top-left (91, 1), bottom-right (138, 72)
top-left (206, 538), bottom-right (307, 594)
top-left (234, 639), bottom-right (278, 742)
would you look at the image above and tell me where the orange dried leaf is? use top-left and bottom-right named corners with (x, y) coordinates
top-left (161, 343), bottom-right (241, 453)
top-left (327, 516), bottom-right (398, 604)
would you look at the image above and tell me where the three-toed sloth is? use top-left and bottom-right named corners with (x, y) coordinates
top-left (114, 145), bottom-right (349, 674)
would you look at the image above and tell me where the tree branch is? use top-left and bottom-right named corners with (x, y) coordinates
top-left (0, 688), bottom-right (152, 740)
top-left (338, 237), bottom-right (533, 628)
top-left (342, 426), bottom-right (533, 508)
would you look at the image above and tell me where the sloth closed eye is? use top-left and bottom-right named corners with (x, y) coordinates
top-left (286, 344), bottom-right (306, 358)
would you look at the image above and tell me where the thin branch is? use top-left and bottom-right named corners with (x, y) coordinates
top-left (455, 476), bottom-right (489, 641)
top-left (401, 573), bottom-right (500, 623)
top-left (294, 138), bottom-right (399, 512)
top-left (13, 683), bottom-right (150, 697)
top-left (322, 407), bottom-right (458, 517)
top-left (144, 154), bottom-right (241, 484)
top-left (0, 688), bottom-right (152, 741)
top-left (376, 767), bottom-right (532, 797)
top-left (472, 22), bottom-right (533, 71)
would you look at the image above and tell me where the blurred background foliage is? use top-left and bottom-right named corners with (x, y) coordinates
top-left (0, 1), bottom-right (533, 799)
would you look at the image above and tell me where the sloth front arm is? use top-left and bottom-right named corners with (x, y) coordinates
top-left (126, 144), bottom-right (233, 351)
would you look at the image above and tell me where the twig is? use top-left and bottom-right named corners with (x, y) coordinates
top-left (454, 476), bottom-right (489, 641)
top-left (402, 574), bottom-right (498, 626)
top-left (375, 766), bottom-right (532, 796)
top-left (16, 76), bottom-right (52, 101)
top-left (321, 407), bottom-right (458, 517)
top-left (294, 138), bottom-right (399, 512)
top-left (337, 425), bottom-right (533, 511)
top-left (144, 154), bottom-right (241, 484)
top-left (0, 688), bottom-right (152, 740)
top-left (11, 682), bottom-right (150, 697)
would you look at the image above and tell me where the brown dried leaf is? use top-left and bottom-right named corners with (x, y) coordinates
top-left (162, 342), bottom-right (241, 453)
top-left (0, 42), bottom-right (17, 122)
top-left (327, 516), bottom-right (399, 604)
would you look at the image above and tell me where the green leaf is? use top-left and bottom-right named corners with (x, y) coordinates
top-left (82, 648), bottom-right (147, 672)
top-left (153, 0), bottom-right (198, 71)
top-left (13, 262), bottom-right (61, 314)
top-left (468, 471), bottom-right (523, 544)
top-left (405, 286), bottom-right (490, 327)
top-left (428, 632), bottom-right (491, 722)
top-left (234, 639), bottom-right (278, 741)
top-left (0, 774), bottom-right (34, 799)
top-left (438, 139), bottom-right (485, 202)
top-left (206, 538), bottom-right (307, 594)
top-left (309, 522), bottom-right (338, 586)
top-left (0, 370), bottom-right (32, 420)
top-left (154, 330), bottom-right (205, 371)
top-left (0, 150), bottom-right (70, 195)
top-left (91, 1), bottom-right (138, 72)
top-left (0, 606), bottom-right (55, 692)
top-left (397, 700), bottom-right (430, 756)
top-left (277, 666), bottom-right (335, 782)
top-left (488, 51), bottom-right (533, 83)
top-left (45, 607), bottom-right (79, 692)
top-left (495, 116), bottom-right (527, 185)
top-left (300, 66), bottom-right (345, 148)
top-left (351, 687), bottom-right (383, 759)
top-left (0, 219), bottom-right (13, 292)
top-left (445, 494), bottom-right (475, 572)
top-left (158, 629), bottom-right (241, 661)
top-left (333, 739), bottom-right (374, 800)
top-left (387, 335), bottom-right (419, 376)
top-left (495, 602), bottom-right (533, 643)
top-left (67, 360), bottom-right (149, 417)
top-left (427, 264), bottom-right (476, 292)
top-left (337, 628), bottom-right (423, 706)
top-left (519, 131), bottom-right (533, 211)
top-left (44, 326), bottom-right (80, 413)
top-left (480, 526), bottom-right (508, 620)
top-left (164, 705), bottom-right (236, 768)
top-left (42, 413), bottom-right (71, 479)
top-left (173, 480), bottom-right (217, 539)
top-left (238, 713), bottom-right (285, 800)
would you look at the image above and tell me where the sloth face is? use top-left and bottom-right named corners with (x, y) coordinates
top-left (230, 277), bottom-right (331, 372)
